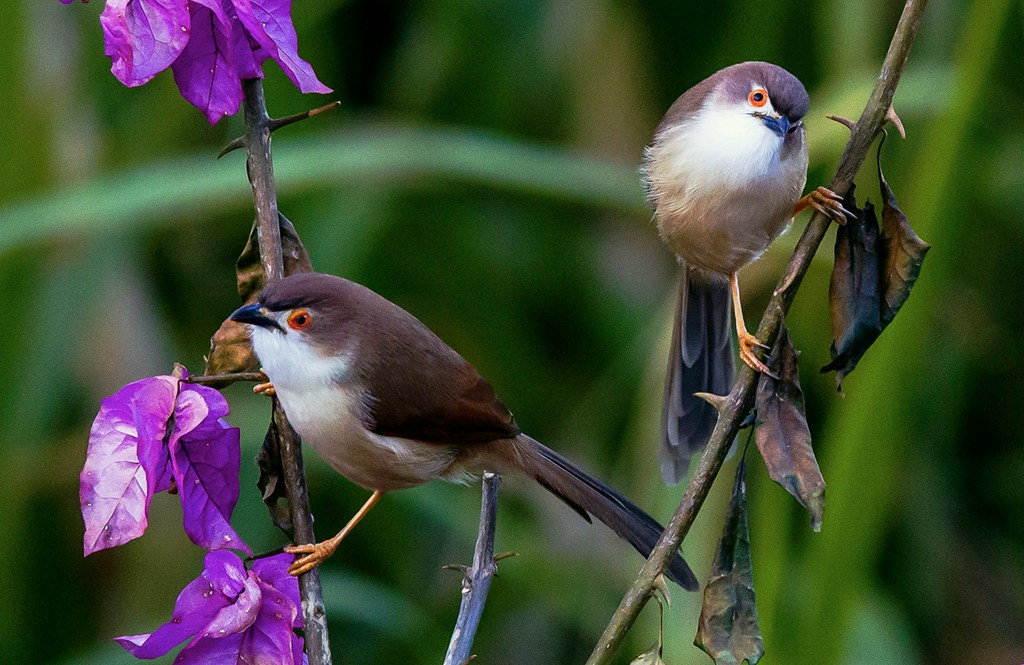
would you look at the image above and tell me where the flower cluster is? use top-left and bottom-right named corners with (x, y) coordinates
top-left (59, 0), bottom-right (331, 123)
top-left (117, 551), bottom-right (306, 664)
top-left (81, 374), bottom-right (248, 554)
top-left (83, 375), bottom-right (304, 662)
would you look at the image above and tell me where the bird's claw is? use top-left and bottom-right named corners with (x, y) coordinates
top-left (738, 331), bottom-right (777, 378)
top-left (253, 370), bottom-right (276, 396)
top-left (284, 541), bottom-right (336, 576)
top-left (807, 186), bottom-right (855, 224)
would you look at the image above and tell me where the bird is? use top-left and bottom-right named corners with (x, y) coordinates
top-left (230, 272), bottom-right (698, 590)
top-left (642, 61), bottom-right (850, 484)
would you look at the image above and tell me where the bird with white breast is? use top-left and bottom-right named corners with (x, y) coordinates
top-left (231, 272), bottom-right (698, 589)
top-left (643, 61), bottom-right (851, 484)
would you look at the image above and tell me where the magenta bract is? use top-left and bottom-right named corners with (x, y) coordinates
top-left (63, 0), bottom-right (330, 123)
top-left (116, 551), bottom-right (305, 663)
top-left (81, 375), bottom-right (248, 555)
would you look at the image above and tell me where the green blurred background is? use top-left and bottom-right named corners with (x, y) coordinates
top-left (2, 0), bottom-right (1022, 663)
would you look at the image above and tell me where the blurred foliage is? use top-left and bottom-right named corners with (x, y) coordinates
top-left (2, 1), bottom-right (1023, 664)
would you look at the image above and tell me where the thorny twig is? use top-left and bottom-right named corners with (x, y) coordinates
top-left (240, 78), bottom-right (332, 664)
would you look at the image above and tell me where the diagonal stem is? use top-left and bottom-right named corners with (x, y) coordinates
top-left (584, 1), bottom-right (929, 663)
top-left (444, 472), bottom-right (502, 665)
top-left (241, 78), bottom-right (332, 664)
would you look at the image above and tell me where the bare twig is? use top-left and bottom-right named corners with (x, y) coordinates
top-left (241, 78), bottom-right (332, 664)
top-left (444, 472), bottom-right (502, 665)
top-left (584, 2), bottom-right (929, 663)
top-left (220, 101), bottom-right (341, 158)
top-left (185, 372), bottom-right (266, 385)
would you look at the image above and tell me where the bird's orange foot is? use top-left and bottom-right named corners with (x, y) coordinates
top-left (253, 370), bottom-right (275, 397)
top-left (284, 540), bottom-right (338, 576)
top-left (795, 186), bottom-right (855, 224)
top-left (738, 330), bottom-right (775, 377)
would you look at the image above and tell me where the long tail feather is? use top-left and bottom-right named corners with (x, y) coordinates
top-left (660, 264), bottom-right (734, 484)
top-left (504, 435), bottom-right (698, 590)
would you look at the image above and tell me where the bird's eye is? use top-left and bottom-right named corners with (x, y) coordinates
top-left (287, 309), bottom-right (312, 331)
top-left (748, 88), bottom-right (768, 108)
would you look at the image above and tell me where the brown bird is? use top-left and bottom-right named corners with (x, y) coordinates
top-left (643, 61), bottom-right (850, 484)
top-left (231, 272), bottom-right (698, 589)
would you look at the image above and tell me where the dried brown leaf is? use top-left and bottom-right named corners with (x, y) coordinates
top-left (695, 461), bottom-right (763, 665)
top-left (256, 416), bottom-right (292, 535)
top-left (204, 213), bottom-right (313, 381)
top-left (756, 322), bottom-right (825, 531)
top-left (821, 186), bottom-right (881, 388)
top-left (878, 156), bottom-right (930, 327)
top-left (822, 141), bottom-right (929, 389)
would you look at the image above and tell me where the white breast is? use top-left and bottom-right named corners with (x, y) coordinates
top-left (250, 326), bottom-right (464, 491)
top-left (644, 99), bottom-right (807, 274)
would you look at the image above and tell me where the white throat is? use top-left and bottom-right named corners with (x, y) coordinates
top-left (649, 99), bottom-right (785, 195)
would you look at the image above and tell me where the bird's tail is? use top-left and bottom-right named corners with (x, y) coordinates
top-left (497, 434), bottom-right (698, 590)
top-left (660, 263), bottom-right (735, 485)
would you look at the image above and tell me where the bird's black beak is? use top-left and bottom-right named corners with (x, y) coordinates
top-left (230, 303), bottom-right (283, 332)
top-left (760, 114), bottom-right (790, 138)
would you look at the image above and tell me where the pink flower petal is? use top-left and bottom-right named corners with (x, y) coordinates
top-left (171, 0), bottom-right (243, 123)
top-left (231, 0), bottom-right (331, 94)
top-left (100, 0), bottom-right (191, 87)
top-left (169, 384), bottom-right (249, 553)
top-left (81, 376), bottom-right (178, 556)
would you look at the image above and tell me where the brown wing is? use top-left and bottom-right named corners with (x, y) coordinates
top-left (366, 360), bottom-right (520, 443)
top-left (347, 285), bottom-right (520, 444)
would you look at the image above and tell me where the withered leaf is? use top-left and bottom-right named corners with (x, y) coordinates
top-left (878, 158), bottom-right (930, 327)
top-left (204, 213), bottom-right (314, 380)
top-left (822, 144), bottom-right (930, 389)
top-left (256, 416), bottom-right (292, 535)
top-left (755, 321), bottom-right (825, 531)
top-left (695, 461), bottom-right (763, 665)
top-left (821, 186), bottom-right (881, 388)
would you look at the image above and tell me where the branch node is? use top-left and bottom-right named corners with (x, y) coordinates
top-left (218, 101), bottom-right (341, 158)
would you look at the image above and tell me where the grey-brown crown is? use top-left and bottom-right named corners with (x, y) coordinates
top-left (655, 61), bottom-right (809, 134)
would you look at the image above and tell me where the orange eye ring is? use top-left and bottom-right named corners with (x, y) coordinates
top-left (748, 88), bottom-right (768, 108)
top-left (287, 308), bottom-right (312, 331)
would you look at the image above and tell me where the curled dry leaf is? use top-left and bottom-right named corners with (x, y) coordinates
top-left (878, 155), bottom-right (930, 327)
top-left (822, 141), bottom-right (929, 389)
top-left (256, 415), bottom-right (292, 535)
top-left (695, 461), bottom-right (763, 665)
top-left (755, 322), bottom-right (825, 531)
top-left (821, 186), bottom-right (881, 388)
top-left (204, 213), bottom-right (313, 381)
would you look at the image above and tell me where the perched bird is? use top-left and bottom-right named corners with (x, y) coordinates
top-left (643, 61), bottom-right (850, 484)
top-left (231, 272), bottom-right (698, 589)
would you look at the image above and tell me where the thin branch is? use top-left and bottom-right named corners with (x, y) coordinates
top-left (185, 372), bottom-right (266, 385)
top-left (241, 78), bottom-right (332, 664)
top-left (220, 101), bottom-right (341, 158)
top-left (443, 472), bottom-right (502, 665)
top-left (584, 2), bottom-right (929, 663)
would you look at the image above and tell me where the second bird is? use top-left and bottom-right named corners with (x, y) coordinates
top-left (231, 273), bottom-right (698, 589)
top-left (643, 61), bottom-right (849, 484)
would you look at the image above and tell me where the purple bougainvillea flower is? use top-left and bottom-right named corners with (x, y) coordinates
top-left (62, 0), bottom-right (330, 123)
top-left (169, 384), bottom-right (249, 552)
top-left (99, 0), bottom-right (192, 87)
top-left (81, 375), bottom-right (248, 555)
top-left (82, 376), bottom-right (180, 555)
top-left (116, 551), bottom-right (305, 664)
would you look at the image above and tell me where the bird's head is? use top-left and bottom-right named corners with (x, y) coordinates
top-left (710, 61), bottom-right (809, 142)
top-left (230, 273), bottom-right (360, 390)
